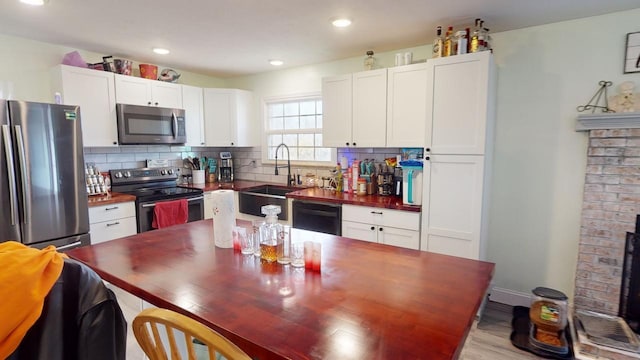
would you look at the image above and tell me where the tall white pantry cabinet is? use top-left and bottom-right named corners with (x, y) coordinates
top-left (421, 51), bottom-right (496, 261)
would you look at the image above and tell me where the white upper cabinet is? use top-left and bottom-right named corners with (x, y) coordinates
top-left (321, 74), bottom-right (352, 147)
top-left (322, 69), bottom-right (386, 148)
top-left (425, 51), bottom-right (495, 155)
top-left (182, 85), bottom-right (205, 146)
top-left (50, 65), bottom-right (118, 147)
top-left (386, 62), bottom-right (428, 147)
top-left (203, 88), bottom-right (257, 147)
top-left (114, 74), bottom-right (183, 109)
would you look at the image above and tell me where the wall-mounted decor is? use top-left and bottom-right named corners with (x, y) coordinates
top-left (624, 32), bottom-right (640, 74)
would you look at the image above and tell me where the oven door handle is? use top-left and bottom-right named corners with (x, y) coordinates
top-left (141, 196), bottom-right (204, 208)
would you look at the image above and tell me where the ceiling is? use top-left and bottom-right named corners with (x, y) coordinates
top-left (1, 0), bottom-right (639, 78)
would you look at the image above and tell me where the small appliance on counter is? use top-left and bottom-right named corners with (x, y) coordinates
top-left (219, 152), bottom-right (234, 183)
top-left (400, 160), bottom-right (423, 205)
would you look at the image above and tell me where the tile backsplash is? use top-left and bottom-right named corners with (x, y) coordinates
top-left (84, 145), bottom-right (408, 184)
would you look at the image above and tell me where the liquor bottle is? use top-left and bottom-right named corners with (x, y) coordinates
top-left (482, 23), bottom-right (492, 52)
top-left (443, 26), bottom-right (454, 57)
top-left (470, 18), bottom-right (483, 53)
top-left (364, 50), bottom-right (376, 70)
top-left (432, 26), bottom-right (443, 58)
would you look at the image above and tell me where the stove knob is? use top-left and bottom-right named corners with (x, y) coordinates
top-left (167, 169), bottom-right (174, 175)
top-left (113, 171), bottom-right (122, 179)
top-left (123, 171), bottom-right (131, 178)
top-left (161, 169), bottom-right (167, 175)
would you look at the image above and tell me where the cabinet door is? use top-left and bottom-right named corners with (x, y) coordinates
top-left (426, 52), bottom-right (494, 155)
top-left (380, 226), bottom-right (420, 250)
top-left (321, 74), bottom-right (352, 147)
top-left (52, 65), bottom-right (118, 147)
top-left (152, 82), bottom-right (183, 108)
top-left (234, 89), bottom-right (258, 146)
top-left (203, 88), bottom-right (233, 146)
top-left (387, 62), bottom-right (428, 147)
top-left (421, 155), bottom-right (484, 259)
top-left (342, 220), bottom-right (377, 243)
top-left (114, 74), bottom-right (152, 106)
top-left (182, 85), bottom-right (205, 146)
top-left (352, 69), bottom-right (387, 147)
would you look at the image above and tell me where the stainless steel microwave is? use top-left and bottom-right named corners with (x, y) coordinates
top-left (116, 104), bottom-right (186, 145)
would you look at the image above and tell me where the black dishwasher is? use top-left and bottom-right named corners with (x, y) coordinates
top-left (292, 200), bottom-right (342, 236)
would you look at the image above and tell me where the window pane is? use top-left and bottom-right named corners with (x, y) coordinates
top-left (300, 115), bottom-right (316, 129)
top-left (284, 116), bottom-right (299, 130)
top-left (270, 117), bottom-right (283, 130)
top-left (315, 133), bottom-right (322, 146)
top-left (284, 102), bottom-right (299, 116)
top-left (299, 148), bottom-right (314, 160)
top-left (268, 134), bottom-right (282, 147)
top-left (315, 148), bottom-right (331, 161)
top-left (316, 100), bottom-right (323, 114)
top-left (288, 147), bottom-right (298, 161)
top-left (270, 104), bottom-right (283, 117)
top-left (316, 115), bottom-right (322, 128)
top-left (300, 101), bottom-right (316, 115)
top-left (283, 134), bottom-right (298, 146)
top-left (299, 134), bottom-right (314, 146)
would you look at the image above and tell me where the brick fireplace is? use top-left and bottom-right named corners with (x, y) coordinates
top-left (575, 114), bottom-right (640, 315)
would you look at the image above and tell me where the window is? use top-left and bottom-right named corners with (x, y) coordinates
top-left (264, 94), bottom-right (334, 165)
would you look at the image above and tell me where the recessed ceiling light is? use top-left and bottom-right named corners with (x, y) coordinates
top-left (153, 48), bottom-right (170, 55)
top-left (20, 0), bottom-right (47, 5)
top-left (269, 59), bottom-right (284, 66)
top-left (331, 18), bottom-right (352, 28)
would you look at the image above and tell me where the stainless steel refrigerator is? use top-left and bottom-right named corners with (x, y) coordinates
top-left (0, 100), bottom-right (90, 250)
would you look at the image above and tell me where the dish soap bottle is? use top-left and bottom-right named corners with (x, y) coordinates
top-left (260, 205), bottom-right (282, 263)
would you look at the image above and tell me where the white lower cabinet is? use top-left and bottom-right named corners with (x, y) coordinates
top-left (342, 204), bottom-right (420, 250)
top-left (89, 202), bottom-right (137, 244)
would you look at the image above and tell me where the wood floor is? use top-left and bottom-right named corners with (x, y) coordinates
top-left (119, 293), bottom-right (541, 359)
top-left (460, 301), bottom-right (542, 360)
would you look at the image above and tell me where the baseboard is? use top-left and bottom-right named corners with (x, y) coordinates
top-left (489, 287), bottom-right (531, 307)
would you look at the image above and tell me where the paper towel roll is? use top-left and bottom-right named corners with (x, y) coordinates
top-left (211, 190), bottom-right (236, 248)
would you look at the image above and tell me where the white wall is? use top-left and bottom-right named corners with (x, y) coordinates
top-left (0, 33), bottom-right (225, 102)
top-left (228, 8), bottom-right (640, 301)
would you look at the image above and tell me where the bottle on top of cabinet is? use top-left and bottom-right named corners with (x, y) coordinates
top-left (364, 50), bottom-right (377, 70)
top-left (455, 30), bottom-right (468, 55)
top-left (443, 26), bottom-right (454, 57)
top-left (432, 26), bottom-right (444, 58)
top-left (470, 18), bottom-right (490, 53)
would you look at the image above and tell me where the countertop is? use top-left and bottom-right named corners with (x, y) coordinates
top-left (87, 192), bottom-right (136, 207)
top-left (67, 219), bottom-right (494, 360)
top-left (89, 180), bottom-right (421, 212)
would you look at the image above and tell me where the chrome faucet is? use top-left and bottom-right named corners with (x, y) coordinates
top-left (274, 143), bottom-right (295, 187)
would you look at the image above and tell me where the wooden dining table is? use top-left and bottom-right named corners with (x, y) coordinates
top-left (66, 219), bottom-right (495, 360)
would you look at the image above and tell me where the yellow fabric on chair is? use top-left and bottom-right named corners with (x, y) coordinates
top-left (133, 308), bottom-right (251, 360)
top-left (0, 241), bottom-right (67, 359)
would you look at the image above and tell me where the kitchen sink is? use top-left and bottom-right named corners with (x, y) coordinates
top-left (238, 185), bottom-right (296, 220)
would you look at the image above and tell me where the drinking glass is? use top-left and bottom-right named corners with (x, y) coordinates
top-left (238, 228), bottom-right (253, 255)
top-left (291, 242), bottom-right (305, 268)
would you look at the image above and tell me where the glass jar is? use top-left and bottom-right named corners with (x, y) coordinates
top-left (357, 178), bottom-right (367, 196)
top-left (364, 50), bottom-right (376, 70)
top-left (260, 205), bottom-right (282, 263)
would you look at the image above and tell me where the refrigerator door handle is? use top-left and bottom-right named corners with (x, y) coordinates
top-left (2, 125), bottom-right (19, 225)
top-left (14, 125), bottom-right (30, 225)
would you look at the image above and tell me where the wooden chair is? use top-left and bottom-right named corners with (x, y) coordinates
top-left (132, 308), bottom-right (251, 360)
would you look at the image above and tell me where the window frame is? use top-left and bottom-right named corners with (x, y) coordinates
top-left (261, 92), bottom-right (336, 167)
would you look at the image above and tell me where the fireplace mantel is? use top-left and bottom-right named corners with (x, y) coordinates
top-left (576, 112), bottom-right (640, 131)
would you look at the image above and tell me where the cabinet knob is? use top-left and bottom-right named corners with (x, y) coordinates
top-left (425, 156), bottom-right (430, 161)
top-left (147, 101), bottom-right (152, 105)
top-left (230, 142), bottom-right (234, 146)
top-left (353, 142), bottom-right (356, 146)
top-left (379, 227), bottom-right (383, 232)
top-left (370, 226), bottom-right (375, 231)
top-left (154, 102), bottom-right (158, 106)
top-left (425, 148), bottom-right (431, 152)
top-left (113, 141), bottom-right (117, 145)
top-left (345, 142), bottom-right (350, 146)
